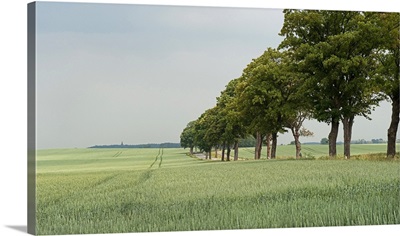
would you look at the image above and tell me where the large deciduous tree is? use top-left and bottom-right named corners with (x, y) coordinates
top-left (279, 10), bottom-right (383, 159)
top-left (235, 49), bottom-right (282, 159)
top-left (369, 12), bottom-right (400, 158)
top-left (180, 121), bottom-right (197, 154)
top-left (216, 78), bottom-right (246, 161)
top-left (236, 48), bottom-right (310, 159)
top-left (193, 108), bottom-right (218, 159)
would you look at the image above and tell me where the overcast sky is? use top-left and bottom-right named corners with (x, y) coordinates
top-left (36, 2), bottom-right (396, 149)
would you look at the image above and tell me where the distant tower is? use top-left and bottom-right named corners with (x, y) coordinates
top-left (121, 141), bottom-right (124, 146)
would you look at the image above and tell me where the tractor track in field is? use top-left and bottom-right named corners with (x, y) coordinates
top-left (113, 151), bottom-right (123, 157)
top-left (134, 147), bottom-right (164, 186)
top-left (149, 147), bottom-right (163, 169)
top-left (46, 172), bottom-right (124, 207)
top-left (91, 173), bottom-right (122, 188)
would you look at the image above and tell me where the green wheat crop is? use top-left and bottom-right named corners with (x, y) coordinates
top-left (36, 147), bottom-right (400, 235)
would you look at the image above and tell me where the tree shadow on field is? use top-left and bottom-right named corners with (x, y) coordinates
top-left (6, 225), bottom-right (27, 233)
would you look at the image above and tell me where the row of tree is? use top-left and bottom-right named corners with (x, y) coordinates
top-left (181, 10), bottom-right (399, 160)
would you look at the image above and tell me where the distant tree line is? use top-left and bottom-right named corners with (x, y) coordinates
top-left (89, 142), bottom-right (181, 149)
top-left (181, 10), bottom-right (399, 159)
top-left (320, 138), bottom-right (390, 144)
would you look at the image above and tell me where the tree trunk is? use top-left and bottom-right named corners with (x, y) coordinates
top-left (234, 140), bottom-right (239, 161)
top-left (291, 128), bottom-right (301, 159)
top-left (221, 143), bottom-right (225, 161)
top-left (328, 119), bottom-right (339, 158)
top-left (208, 151), bottom-right (212, 160)
top-left (387, 95), bottom-right (399, 158)
top-left (266, 134), bottom-right (271, 159)
top-left (214, 146), bottom-right (218, 159)
top-left (254, 136), bottom-right (258, 160)
top-left (258, 134), bottom-right (263, 159)
top-left (189, 146), bottom-right (193, 154)
top-left (255, 132), bottom-right (263, 159)
top-left (295, 140), bottom-right (301, 159)
top-left (342, 116), bottom-right (354, 159)
top-left (226, 145), bottom-right (231, 161)
top-left (271, 132), bottom-right (277, 159)
top-left (256, 132), bottom-right (264, 160)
